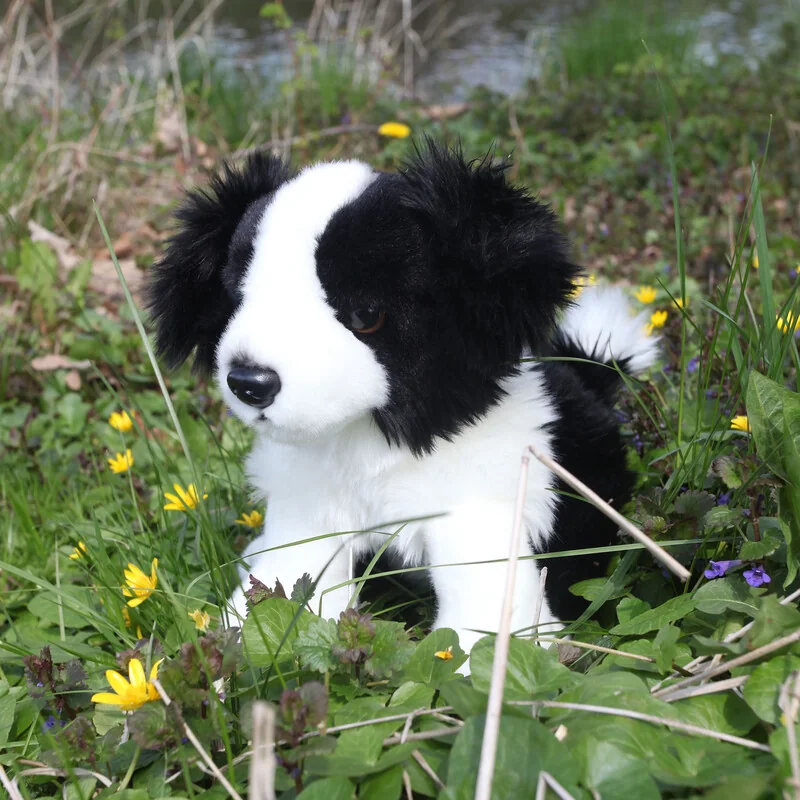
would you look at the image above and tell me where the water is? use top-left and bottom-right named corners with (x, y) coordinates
top-left (200, 0), bottom-right (796, 99)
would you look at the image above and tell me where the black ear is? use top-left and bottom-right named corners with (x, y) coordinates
top-left (146, 152), bottom-right (293, 374)
top-left (398, 139), bottom-right (579, 360)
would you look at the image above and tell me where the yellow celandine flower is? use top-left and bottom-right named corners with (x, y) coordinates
top-left (91, 657), bottom-right (163, 712)
top-left (188, 609), bottom-right (211, 632)
top-left (777, 311), bottom-right (800, 334)
top-left (377, 121), bottom-right (411, 139)
top-left (121, 608), bottom-right (144, 639)
top-left (122, 559), bottom-right (158, 608)
top-left (644, 309), bottom-right (668, 335)
top-left (163, 483), bottom-right (207, 512)
top-left (434, 646), bottom-right (454, 661)
top-left (235, 509), bottom-right (265, 528)
top-left (69, 541), bottom-right (88, 560)
top-left (634, 286), bottom-right (657, 304)
top-left (752, 254), bottom-right (759, 269)
top-left (730, 415), bottom-right (752, 433)
top-left (109, 410), bottom-right (134, 433)
top-left (570, 273), bottom-right (597, 299)
top-left (108, 449), bottom-right (134, 474)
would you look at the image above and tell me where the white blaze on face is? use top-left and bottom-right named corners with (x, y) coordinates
top-left (216, 161), bottom-right (389, 441)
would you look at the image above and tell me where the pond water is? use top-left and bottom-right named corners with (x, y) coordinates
top-left (201, 0), bottom-right (795, 99)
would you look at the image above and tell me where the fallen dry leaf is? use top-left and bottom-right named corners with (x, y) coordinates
top-left (31, 354), bottom-right (92, 371)
top-left (28, 220), bottom-right (80, 271)
top-left (112, 231), bottom-right (135, 259)
top-left (64, 370), bottom-right (82, 391)
top-left (420, 103), bottom-right (470, 121)
top-left (90, 257), bottom-right (144, 301)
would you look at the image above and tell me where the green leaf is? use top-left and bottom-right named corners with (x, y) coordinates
top-left (653, 625), bottom-right (680, 673)
top-left (781, 400), bottom-right (800, 585)
top-left (744, 595), bottom-right (800, 650)
top-left (738, 533), bottom-right (781, 561)
top-left (609, 594), bottom-right (695, 636)
top-left (295, 615), bottom-right (339, 673)
top-left (569, 577), bottom-right (628, 601)
top-left (388, 681), bottom-right (434, 710)
top-left (308, 726), bottom-right (386, 776)
top-left (674, 490), bottom-right (716, 520)
top-left (297, 777), bottom-right (354, 799)
top-left (743, 654), bottom-right (800, 724)
top-left (242, 597), bottom-right (312, 667)
top-left (365, 621), bottom-right (414, 679)
top-left (0, 692), bottom-right (14, 748)
top-left (746, 371), bottom-right (789, 477)
top-left (711, 456), bottom-right (744, 489)
top-left (674, 693), bottom-right (757, 736)
top-left (616, 596), bottom-right (651, 625)
top-left (28, 589), bottom-right (93, 629)
top-left (693, 577), bottom-right (758, 617)
top-left (402, 628), bottom-right (466, 685)
top-left (358, 766), bottom-right (403, 800)
top-left (703, 505), bottom-right (744, 531)
top-left (582, 740), bottom-right (661, 800)
top-left (470, 636), bottom-right (579, 700)
top-left (447, 715), bottom-right (580, 799)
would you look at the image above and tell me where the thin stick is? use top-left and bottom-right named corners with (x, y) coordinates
top-left (532, 565), bottom-right (548, 639)
top-left (0, 764), bottom-right (24, 800)
top-left (519, 700), bottom-right (771, 752)
top-left (383, 727), bottom-right (461, 746)
top-left (536, 771), bottom-right (576, 800)
top-left (402, 769), bottom-right (413, 799)
top-left (661, 675), bottom-right (748, 703)
top-left (152, 679), bottom-right (245, 800)
top-left (653, 627), bottom-right (800, 699)
top-left (781, 671), bottom-right (800, 798)
top-left (249, 702), bottom-right (277, 800)
top-left (475, 451), bottom-right (531, 800)
top-left (527, 444), bottom-right (691, 581)
top-left (412, 750), bottom-right (445, 790)
top-left (534, 636), bottom-right (658, 665)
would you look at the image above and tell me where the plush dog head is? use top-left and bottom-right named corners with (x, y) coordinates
top-left (147, 141), bottom-right (579, 454)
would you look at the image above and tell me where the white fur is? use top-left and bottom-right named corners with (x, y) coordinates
top-left (227, 366), bottom-right (562, 658)
top-left (560, 286), bottom-right (659, 374)
top-left (216, 161), bottom-right (388, 441)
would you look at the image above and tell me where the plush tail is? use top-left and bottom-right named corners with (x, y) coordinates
top-left (549, 286), bottom-right (659, 404)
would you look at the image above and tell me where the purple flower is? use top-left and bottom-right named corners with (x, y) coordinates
top-left (790, 269), bottom-right (798, 282)
top-left (687, 356), bottom-right (700, 374)
top-left (706, 389), bottom-right (718, 398)
top-left (717, 492), bottom-right (731, 506)
top-left (743, 565), bottom-right (771, 587)
top-left (704, 559), bottom-right (742, 579)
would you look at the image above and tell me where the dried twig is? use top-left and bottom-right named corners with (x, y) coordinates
top-left (535, 770), bottom-right (577, 800)
top-left (518, 700), bottom-right (771, 753)
top-left (0, 763), bottom-right (24, 800)
top-left (527, 444), bottom-right (690, 581)
top-left (249, 701), bottom-right (277, 800)
top-left (152, 679), bottom-right (245, 800)
top-left (781, 671), bottom-right (800, 799)
top-left (661, 675), bottom-right (748, 703)
top-left (532, 565), bottom-right (548, 639)
top-left (475, 451), bottom-right (531, 800)
top-left (412, 749), bottom-right (445, 790)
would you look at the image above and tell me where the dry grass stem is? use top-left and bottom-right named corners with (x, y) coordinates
top-left (152, 679), bottom-right (245, 800)
top-left (781, 670), bottom-right (800, 798)
top-left (0, 763), bottom-right (25, 800)
top-left (662, 675), bottom-right (748, 702)
top-left (475, 450), bottom-right (531, 800)
top-left (653, 627), bottom-right (800, 699)
top-left (536, 770), bottom-right (577, 800)
top-left (534, 636), bottom-right (659, 664)
top-left (402, 768), bottom-right (413, 799)
top-left (518, 700), bottom-right (771, 752)
top-left (249, 701), bottom-right (277, 800)
top-left (527, 444), bottom-right (691, 581)
top-left (383, 726), bottom-right (461, 746)
top-left (412, 749), bottom-right (446, 789)
top-left (532, 564), bottom-right (548, 638)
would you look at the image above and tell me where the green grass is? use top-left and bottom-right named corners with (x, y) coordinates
top-left (3, 7), bottom-right (800, 798)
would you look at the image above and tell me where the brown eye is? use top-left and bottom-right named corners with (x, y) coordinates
top-left (348, 308), bottom-right (386, 334)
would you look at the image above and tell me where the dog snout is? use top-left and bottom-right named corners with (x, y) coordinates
top-left (227, 366), bottom-right (282, 409)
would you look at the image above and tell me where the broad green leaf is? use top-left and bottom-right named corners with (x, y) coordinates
top-left (358, 765), bottom-right (403, 800)
top-left (388, 681), bottom-right (434, 710)
top-left (782, 401), bottom-right (800, 584)
top-left (693, 577), bottom-right (758, 616)
top-left (569, 577), bottom-right (628, 602)
top-left (673, 693), bottom-right (757, 736)
top-left (582, 740), bottom-right (660, 800)
top-left (653, 624), bottom-right (680, 673)
top-left (297, 776), bottom-right (354, 799)
top-left (242, 598), bottom-right (312, 667)
top-left (744, 595), bottom-right (800, 650)
top-left (469, 636), bottom-right (579, 700)
top-left (438, 679), bottom-right (488, 718)
top-left (742, 654), bottom-right (800, 724)
top-left (307, 726), bottom-right (386, 776)
top-left (746, 371), bottom-right (789, 477)
top-left (616, 596), bottom-right (651, 625)
top-left (447, 715), bottom-right (580, 799)
top-left (0, 692), bottom-right (14, 748)
top-left (28, 589), bottom-right (93, 629)
top-left (738, 533), bottom-right (781, 561)
top-left (402, 628), bottom-right (466, 685)
top-left (609, 594), bottom-right (695, 636)
top-left (602, 638), bottom-right (692, 675)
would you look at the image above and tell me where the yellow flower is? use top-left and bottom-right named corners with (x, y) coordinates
top-left (91, 657), bottom-right (163, 712)
top-left (69, 541), bottom-right (88, 560)
top-left (644, 309), bottom-right (668, 335)
top-left (122, 559), bottom-right (158, 608)
top-left (730, 415), bottom-right (752, 433)
top-left (434, 646), bottom-right (454, 661)
top-left (777, 311), bottom-right (800, 334)
top-left (120, 608), bottom-right (144, 639)
top-left (377, 121), bottom-right (411, 139)
top-left (673, 296), bottom-right (688, 310)
top-left (163, 483), bottom-right (207, 512)
top-left (235, 509), bottom-right (265, 528)
top-left (569, 273), bottom-right (597, 299)
top-left (634, 286), bottom-right (657, 304)
top-left (752, 253), bottom-right (759, 269)
top-left (108, 449), bottom-right (134, 474)
top-left (109, 410), bottom-right (133, 433)
top-left (188, 609), bottom-right (211, 632)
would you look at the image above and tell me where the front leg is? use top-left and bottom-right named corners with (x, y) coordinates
top-left (424, 505), bottom-right (560, 658)
top-left (227, 519), bottom-right (353, 624)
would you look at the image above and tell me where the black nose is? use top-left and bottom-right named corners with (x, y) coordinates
top-left (227, 367), bottom-right (281, 409)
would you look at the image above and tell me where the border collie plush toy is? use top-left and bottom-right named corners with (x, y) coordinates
top-left (147, 141), bottom-right (657, 655)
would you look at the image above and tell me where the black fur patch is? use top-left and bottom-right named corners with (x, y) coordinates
top-left (146, 153), bottom-right (293, 373)
top-left (316, 140), bottom-right (581, 454)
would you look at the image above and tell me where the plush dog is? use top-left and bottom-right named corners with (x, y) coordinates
top-left (147, 141), bottom-right (656, 654)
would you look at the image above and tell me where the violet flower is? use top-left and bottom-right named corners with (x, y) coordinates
top-left (743, 565), bottom-right (771, 587)
top-left (704, 559), bottom-right (742, 579)
top-left (687, 356), bottom-right (700, 374)
top-left (717, 492), bottom-right (731, 506)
